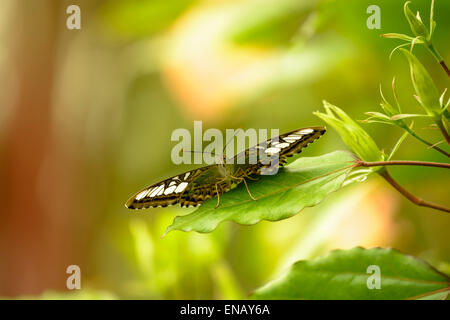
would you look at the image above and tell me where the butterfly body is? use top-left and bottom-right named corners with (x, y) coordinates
top-left (126, 126), bottom-right (325, 209)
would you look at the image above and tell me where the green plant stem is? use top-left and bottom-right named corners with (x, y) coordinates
top-left (378, 168), bottom-right (450, 213)
top-left (435, 118), bottom-right (450, 144)
top-left (402, 125), bottom-right (450, 157)
top-left (357, 160), bottom-right (450, 169)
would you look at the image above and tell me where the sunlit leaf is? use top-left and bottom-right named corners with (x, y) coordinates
top-left (314, 101), bottom-right (383, 162)
top-left (379, 86), bottom-right (397, 116)
top-left (381, 33), bottom-right (416, 42)
top-left (390, 113), bottom-right (432, 121)
top-left (164, 151), bottom-right (356, 235)
top-left (360, 119), bottom-right (395, 126)
top-left (251, 247), bottom-right (450, 300)
top-left (439, 88), bottom-right (447, 108)
top-left (404, 1), bottom-right (429, 41)
top-left (365, 111), bottom-right (391, 120)
top-left (400, 48), bottom-right (441, 117)
top-left (429, 0), bottom-right (436, 36)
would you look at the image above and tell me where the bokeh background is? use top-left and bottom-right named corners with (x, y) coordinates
top-left (0, 0), bottom-right (449, 299)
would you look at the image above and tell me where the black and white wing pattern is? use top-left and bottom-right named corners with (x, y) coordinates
top-left (125, 166), bottom-right (216, 209)
top-left (126, 164), bottom-right (240, 209)
top-left (231, 126), bottom-right (326, 176)
top-left (125, 126), bottom-right (326, 209)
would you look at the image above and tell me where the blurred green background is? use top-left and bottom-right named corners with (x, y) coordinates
top-left (0, 0), bottom-right (449, 299)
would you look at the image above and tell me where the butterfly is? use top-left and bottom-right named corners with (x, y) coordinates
top-left (125, 126), bottom-right (326, 209)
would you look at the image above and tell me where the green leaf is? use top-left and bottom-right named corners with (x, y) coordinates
top-left (360, 119), bottom-right (395, 126)
top-left (314, 101), bottom-right (383, 162)
top-left (365, 111), bottom-right (391, 120)
top-left (404, 1), bottom-right (430, 41)
top-left (400, 48), bottom-right (441, 117)
top-left (429, 0), bottom-right (436, 36)
top-left (390, 113), bottom-right (432, 120)
top-left (251, 247), bottom-right (450, 300)
top-left (439, 88), bottom-right (448, 109)
top-left (381, 33), bottom-right (416, 42)
top-left (379, 86), bottom-right (398, 116)
top-left (164, 151), bottom-right (356, 235)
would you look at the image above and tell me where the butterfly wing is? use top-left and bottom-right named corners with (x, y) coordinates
top-left (125, 166), bottom-right (216, 209)
top-left (126, 126), bottom-right (326, 209)
top-left (230, 126), bottom-right (326, 176)
top-left (177, 167), bottom-right (236, 208)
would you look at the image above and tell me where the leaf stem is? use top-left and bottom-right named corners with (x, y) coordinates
top-left (425, 42), bottom-right (450, 77)
top-left (378, 169), bottom-right (450, 213)
top-left (426, 43), bottom-right (450, 77)
top-left (357, 160), bottom-right (450, 169)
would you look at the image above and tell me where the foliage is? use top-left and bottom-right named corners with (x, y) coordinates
top-left (251, 247), bottom-right (449, 300)
top-left (383, 0), bottom-right (447, 72)
top-left (159, 0), bottom-right (450, 300)
top-left (164, 151), bottom-right (356, 235)
top-left (314, 101), bottom-right (384, 162)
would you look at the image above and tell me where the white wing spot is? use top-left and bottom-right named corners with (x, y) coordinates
top-left (169, 181), bottom-right (177, 186)
top-left (149, 185), bottom-right (164, 197)
top-left (136, 189), bottom-right (150, 201)
top-left (175, 182), bottom-right (189, 193)
top-left (265, 147), bottom-right (281, 154)
top-left (184, 172), bottom-right (191, 179)
top-left (156, 186), bottom-right (165, 196)
top-left (274, 142), bottom-right (290, 148)
top-left (285, 135), bottom-right (302, 140)
top-left (164, 185), bottom-right (177, 195)
top-left (298, 129), bottom-right (314, 134)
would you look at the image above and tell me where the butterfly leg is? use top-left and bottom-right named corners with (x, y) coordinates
top-left (214, 183), bottom-right (221, 209)
top-left (245, 175), bottom-right (259, 181)
top-left (242, 178), bottom-right (257, 201)
top-left (229, 174), bottom-right (257, 201)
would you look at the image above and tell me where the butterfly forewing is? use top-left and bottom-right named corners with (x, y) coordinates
top-left (231, 126), bottom-right (326, 176)
top-left (125, 166), bottom-right (215, 209)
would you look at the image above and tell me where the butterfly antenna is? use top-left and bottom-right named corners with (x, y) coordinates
top-left (182, 150), bottom-right (217, 157)
top-left (222, 127), bottom-right (243, 158)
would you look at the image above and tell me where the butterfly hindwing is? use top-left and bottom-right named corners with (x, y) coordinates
top-left (179, 172), bottom-right (235, 207)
